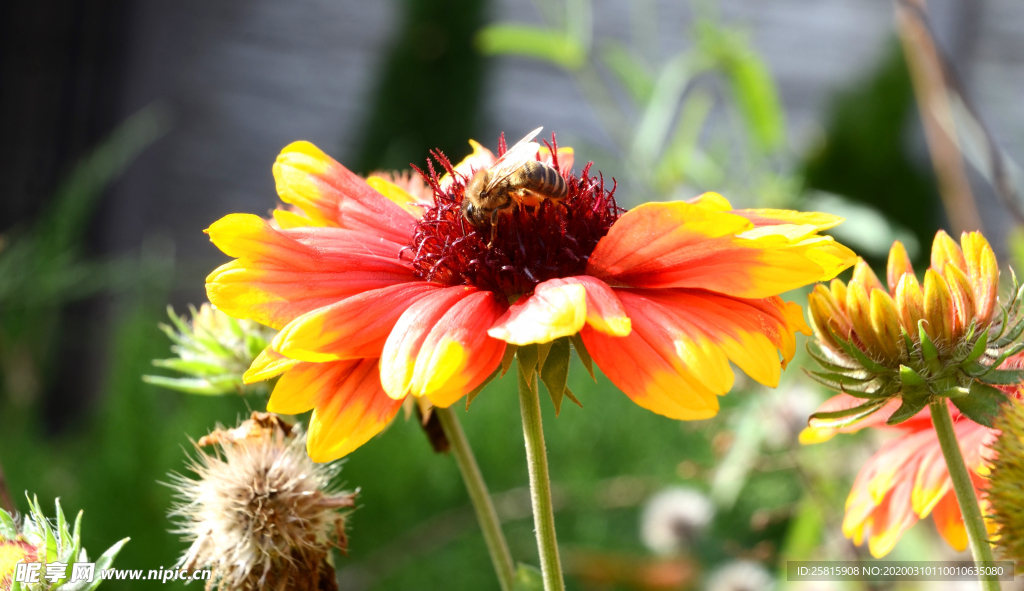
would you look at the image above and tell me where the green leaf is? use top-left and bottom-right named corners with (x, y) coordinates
top-left (540, 337), bottom-right (572, 415)
top-left (808, 399), bottom-right (886, 430)
top-left (501, 344), bottom-right (518, 376)
top-left (600, 41), bottom-right (653, 103)
top-left (978, 368), bottom-right (1024, 385)
top-left (517, 344), bottom-right (539, 379)
top-left (569, 333), bottom-right (595, 381)
top-left (512, 563), bottom-right (545, 591)
top-left (952, 382), bottom-right (1009, 427)
top-left (886, 395), bottom-right (929, 425)
top-left (986, 341), bottom-right (1024, 372)
top-left (564, 386), bottom-right (583, 408)
top-left (476, 25), bottom-right (586, 70)
top-left (806, 341), bottom-right (858, 370)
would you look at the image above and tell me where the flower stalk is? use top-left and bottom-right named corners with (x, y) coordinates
top-left (517, 362), bottom-right (565, 591)
top-left (435, 407), bottom-right (515, 591)
top-left (929, 401), bottom-right (999, 591)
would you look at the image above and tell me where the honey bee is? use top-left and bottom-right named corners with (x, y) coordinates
top-left (461, 127), bottom-right (568, 244)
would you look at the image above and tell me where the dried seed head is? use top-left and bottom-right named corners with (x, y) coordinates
top-left (170, 412), bottom-right (355, 591)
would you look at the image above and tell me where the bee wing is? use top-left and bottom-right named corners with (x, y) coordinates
top-left (486, 127), bottom-right (543, 189)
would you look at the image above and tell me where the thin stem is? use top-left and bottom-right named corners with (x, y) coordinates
top-left (435, 406), bottom-right (515, 591)
top-left (517, 364), bottom-right (565, 591)
top-left (0, 454), bottom-right (14, 513)
top-left (929, 402), bottom-right (999, 591)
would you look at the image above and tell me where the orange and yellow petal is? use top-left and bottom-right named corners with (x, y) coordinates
top-left (587, 201), bottom-right (855, 299)
top-left (961, 231), bottom-right (999, 325)
top-left (366, 175), bottom-right (429, 219)
top-left (488, 276), bottom-right (630, 346)
top-left (304, 359), bottom-right (405, 461)
top-left (244, 346), bottom-right (301, 383)
top-left (205, 214), bottom-right (415, 329)
top-left (579, 303), bottom-right (721, 421)
top-left (410, 290), bottom-right (508, 407)
top-left (267, 358), bottom-right (403, 461)
top-left (439, 139), bottom-right (496, 191)
top-left (272, 282), bottom-right (444, 362)
top-left (379, 286), bottom-right (482, 399)
top-left (931, 491), bottom-right (969, 552)
top-left (273, 141), bottom-right (417, 243)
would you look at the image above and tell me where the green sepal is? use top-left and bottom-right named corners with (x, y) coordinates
top-left (993, 313), bottom-right (1024, 348)
top-left (536, 341), bottom-right (554, 373)
top-left (807, 345), bottom-right (866, 376)
top-left (569, 333), bottom-right (596, 381)
top-left (142, 375), bottom-right (241, 395)
top-left (807, 341), bottom-right (858, 370)
top-left (808, 399), bottom-right (886, 429)
top-left (951, 381), bottom-right (1009, 428)
top-left (803, 370), bottom-right (882, 398)
top-left (539, 337), bottom-right (572, 415)
top-left (977, 368), bottom-right (1024, 385)
top-left (899, 365), bottom-right (927, 386)
top-left (963, 328), bottom-right (990, 364)
top-left (86, 537), bottom-right (130, 591)
top-left (517, 344), bottom-right (539, 379)
top-left (886, 395), bottom-right (929, 425)
top-left (512, 563), bottom-right (544, 591)
top-left (939, 386), bottom-right (970, 398)
top-left (0, 506), bottom-right (17, 538)
top-left (961, 359), bottom-right (990, 377)
top-left (918, 320), bottom-right (941, 372)
top-left (827, 325), bottom-right (888, 374)
top-left (151, 357), bottom-right (227, 377)
top-left (465, 369), bottom-right (500, 410)
top-left (564, 386), bottom-right (582, 408)
top-left (500, 344), bottom-right (518, 376)
top-left (985, 341), bottom-right (1024, 374)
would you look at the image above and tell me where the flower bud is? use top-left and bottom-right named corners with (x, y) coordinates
top-left (847, 280), bottom-right (885, 357)
top-left (895, 273), bottom-right (925, 335)
top-left (962, 231), bottom-right (999, 325)
top-left (931, 229), bottom-right (967, 274)
top-left (869, 289), bottom-right (905, 362)
top-left (944, 264), bottom-right (976, 339)
top-left (886, 241), bottom-right (914, 296)
top-left (830, 279), bottom-right (848, 313)
top-left (852, 259), bottom-right (885, 294)
top-left (809, 285), bottom-right (850, 350)
top-left (923, 269), bottom-right (955, 346)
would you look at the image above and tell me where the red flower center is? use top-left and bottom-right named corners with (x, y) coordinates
top-left (406, 138), bottom-right (621, 299)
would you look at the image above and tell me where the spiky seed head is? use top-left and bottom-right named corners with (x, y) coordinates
top-left (170, 412), bottom-right (355, 591)
top-left (805, 231), bottom-right (1021, 433)
top-left (988, 399), bottom-right (1024, 570)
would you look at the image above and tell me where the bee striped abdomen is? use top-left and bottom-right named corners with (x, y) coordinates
top-left (514, 160), bottom-right (567, 206)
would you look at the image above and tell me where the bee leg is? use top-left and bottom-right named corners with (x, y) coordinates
top-left (488, 209), bottom-right (499, 247)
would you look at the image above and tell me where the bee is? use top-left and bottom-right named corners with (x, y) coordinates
top-left (461, 127), bottom-right (568, 244)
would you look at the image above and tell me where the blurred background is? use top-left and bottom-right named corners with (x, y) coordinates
top-left (3, 0), bottom-right (1024, 589)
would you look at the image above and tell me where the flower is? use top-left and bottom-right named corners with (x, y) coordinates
top-left (806, 393), bottom-right (997, 557)
top-left (988, 392), bottom-right (1024, 568)
top-left (639, 487), bottom-right (714, 555)
top-left (0, 495), bottom-right (128, 591)
top-left (205, 131), bottom-right (855, 461)
top-left (145, 304), bottom-right (276, 396)
top-left (169, 412), bottom-right (355, 591)
top-left (805, 231), bottom-right (1018, 431)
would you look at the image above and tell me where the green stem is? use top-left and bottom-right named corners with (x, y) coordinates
top-left (435, 406), bottom-right (515, 591)
top-left (517, 364), bottom-right (565, 591)
top-left (929, 401), bottom-right (999, 591)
